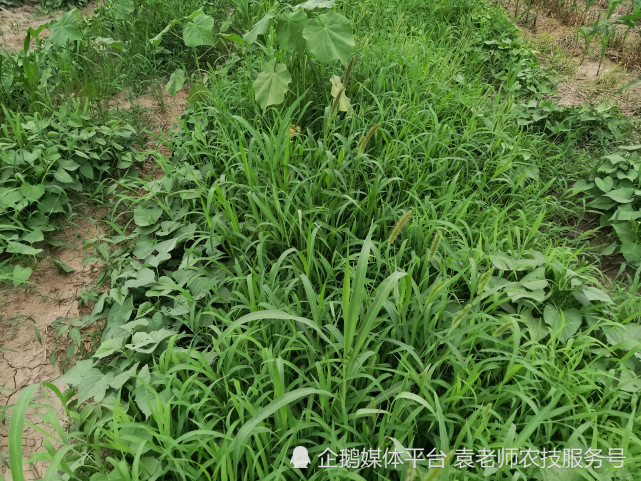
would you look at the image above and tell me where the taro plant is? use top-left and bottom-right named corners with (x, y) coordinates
top-left (242, 0), bottom-right (355, 110)
top-left (574, 146), bottom-right (641, 266)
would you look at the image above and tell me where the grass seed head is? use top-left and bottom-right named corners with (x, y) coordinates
top-left (388, 209), bottom-right (412, 244)
top-left (428, 231), bottom-right (443, 262)
top-left (451, 303), bottom-right (471, 327)
top-left (357, 123), bottom-right (380, 154)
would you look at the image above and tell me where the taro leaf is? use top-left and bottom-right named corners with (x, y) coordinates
top-left (275, 9), bottom-right (308, 52)
top-left (6, 241), bottom-right (42, 256)
top-left (165, 69), bottom-right (186, 97)
top-left (112, 0), bottom-right (134, 20)
top-left (243, 9), bottom-right (276, 45)
top-left (604, 187), bottom-right (634, 203)
top-left (329, 75), bottom-right (352, 112)
top-left (48, 10), bottom-right (82, 47)
top-left (543, 306), bottom-right (582, 342)
top-left (133, 206), bottom-right (164, 226)
top-left (150, 17), bottom-right (184, 47)
top-left (253, 60), bottom-right (292, 111)
top-left (12, 265), bottom-right (32, 287)
top-left (573, 286), bottom-right (612, 306)
top-left (216, 32), bottom-right (244, 46)
top-left (20, 184), bottom-right (45, 202)
top-left (302, 10), bottom-right (354, 65)
top-left (298, 0), bottom-right (335, 8)
top-left (182, 13), bottom-right (215, 47)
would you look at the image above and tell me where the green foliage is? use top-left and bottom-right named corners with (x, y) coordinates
top-left (253, 59), bottom-right (292, 110)
top-left (486, 249), bottom-right (614, 342)
top-left (512, 99), bottom-right (627, 145)
top-left (0, 103), bottom-right (143, 264)
top-left (574, 146), bottom-right (641, 266)
top-left (38, 0), bottom-right (88, 12)
top-left (5, 0), bottom-right (641, 479)
top-left (243, 1), bottom-right (354, 110)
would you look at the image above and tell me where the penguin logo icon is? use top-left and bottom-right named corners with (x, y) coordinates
top-left (290, 446), bottom-right (311, 469)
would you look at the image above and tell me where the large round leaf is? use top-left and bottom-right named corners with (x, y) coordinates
top-left (183, 13), bottom-right (215, 47)
top-left (302, 10), bottom-right (354, 65)
top-left (275, 9), bottom-right (307, 52)
top-left (253, 60), bottom-right (292, 111)
top-left (112, 0), bottom-right (135, 20)
top-left (243, 9), bottom-right (276, 45)
top-left (49, 10), bottom-right (82, 47)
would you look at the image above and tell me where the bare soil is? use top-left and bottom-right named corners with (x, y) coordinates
top-left (109, 88), bottom-right (190, 180)
top-left (0, 86), bottom-right (188, 480)
top-left (498, 0), bottom-right (641, 114)
top-left (0, 209), bottom-right (104, 481)
top-left (0, 0), bottom-right (103, 52)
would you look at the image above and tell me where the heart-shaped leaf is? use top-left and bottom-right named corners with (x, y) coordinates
top-left (543, 306), bottom-right (582, 342)
top-left (302, 10), bottom-right (354, 65)
top-left (275, 9), bottom-right (307, 52)
top-left (20, 183), bottom-right (45, 202)
top-left (183, 13), bottom-right (215, 47)
top-left (243, 9), bottom-right (275, 45)
top-left (112, 0), bottom-right (134, 20)
top-left (253, 60), bottom-right (292, 111)
top-left (49, 10), bottom-right (82, 47)
top-left (12, 265), bottom-right (33, 287)
top-left (166, 68), bottom-right (186, 96)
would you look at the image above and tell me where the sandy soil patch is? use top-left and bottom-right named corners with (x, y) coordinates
top-left (0, 0), bottom-right (102, 52)
top-left (109, 88), bottom-right (190, 180)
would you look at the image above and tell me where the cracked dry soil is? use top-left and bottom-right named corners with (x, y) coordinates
top-left (0, 213), bottom-right (103, 481)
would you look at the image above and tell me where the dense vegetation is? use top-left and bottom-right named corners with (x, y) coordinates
top-left (2, 0), bottom-right (641, 480)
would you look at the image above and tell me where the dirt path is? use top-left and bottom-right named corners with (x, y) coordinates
top-left (0, 0), bottom-right (103, 52)
top-left (0, 209), bottom-right (103, 481)
top-left (498, 0), bottom-right (641, 115)
top-left (0, 88), bottom-right (188, 480)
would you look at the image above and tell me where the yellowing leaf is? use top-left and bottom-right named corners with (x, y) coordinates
top-left (329, 75), bottom-right (352, 113)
